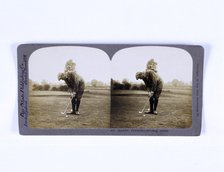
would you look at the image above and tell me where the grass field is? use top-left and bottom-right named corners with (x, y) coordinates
top-left (111, 86), bottom-right (192, 128)
top-left (29, 88), bottom-right (110, 128)
top-left (29, 86), bottom-right (192, 129)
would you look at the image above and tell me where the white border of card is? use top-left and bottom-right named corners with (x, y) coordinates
top-left (18, 44), bottom-right (204, 135)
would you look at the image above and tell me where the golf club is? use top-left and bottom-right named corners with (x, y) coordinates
top-left (138, 99), bottom-right (148, 114)
top-left (61, 91), bottom-right (73, 115)
top-left (61, 99), bottom-right (71, 115)
top-left (139, 91), bottom-right (152, 114)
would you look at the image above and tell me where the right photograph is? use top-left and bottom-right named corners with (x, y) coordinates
top-left (110, 46), bottom-right (193, 128)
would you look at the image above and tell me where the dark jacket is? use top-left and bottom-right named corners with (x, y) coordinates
top-left (64, 71), bottom-right (85, 93)
top-left (142, 70), bottom-right (163, 98)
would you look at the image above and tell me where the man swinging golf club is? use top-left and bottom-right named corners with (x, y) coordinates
top-left (136, 59), bottom-right (163, 115)
top-left (58, 59), bottom-right (85, 115)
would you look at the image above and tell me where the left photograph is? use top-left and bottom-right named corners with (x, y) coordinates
top-left (28, 46), bottom-right (111, 128)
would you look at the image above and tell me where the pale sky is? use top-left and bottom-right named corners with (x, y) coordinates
top-left (29, 46), bottom-right (111, 84)
top-left (111, 46), bottom-right (192, 84)
top-left (29, 46), bottom-right (192, 84)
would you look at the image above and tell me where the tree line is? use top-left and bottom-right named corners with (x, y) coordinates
top-left (29, 79), bottom-right (109, 91)
top-left (111, 79), bottom-right (147, 90)
top-left (111, 79), bottom-right (191, 90)
top-left (29, 78), bottom-right (191, 91)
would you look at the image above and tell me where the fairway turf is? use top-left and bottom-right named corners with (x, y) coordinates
top-left (111, 87), bottom-right (192, 128)
top-left (29, 89), bottom-right (110, 128)
top-left (29, 86), bottom-right (192, 129)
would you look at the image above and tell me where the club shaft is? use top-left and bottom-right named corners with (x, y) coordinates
top-left (62, 99), bottom-right (70, 114)
top-left (140, 100), bottom-right (148, 113)
top-left (139, 92), bottom-right (151, 113)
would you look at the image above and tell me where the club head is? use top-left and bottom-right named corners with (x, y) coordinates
top-left (139, 111), bottom-right (143, 114)
top-left (61, 112), bottom-right (65, 115)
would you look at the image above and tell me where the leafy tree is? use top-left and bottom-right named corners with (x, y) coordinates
top-left (171, 79), bottom-right (185, 87)
top-left (111, 79), bottom-right (124, 90)
top-left (59, 85), bottom-right (68, 91)
top-left (43, 84), bottom-right (50, 91)
top-left (122, 79), bottom-right (131, 90)
top-left (91, 79), bottom-right (98, 87)
top-left (131, 84), bottom-right (140, 90)
top-left (51, 86), bottom-right (58, 91)
top-left (139, 83), bottom-right (146, 90)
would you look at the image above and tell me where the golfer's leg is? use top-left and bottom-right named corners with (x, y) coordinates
top-left (149, 96), bottom-right (154, 113)
top-left (154, 97), bottom-right (158, 111)
top-left (75, 91), bottom-right (83, 114)
top-left (76, 100), bottom-right (80, 111)
top-left (154, 91), bottom-right (161, 113)
top-left (71, 97), bottom-right (77, 113)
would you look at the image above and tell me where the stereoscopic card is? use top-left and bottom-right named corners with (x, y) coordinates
top-left (18, 44), bottom-right (204, 135)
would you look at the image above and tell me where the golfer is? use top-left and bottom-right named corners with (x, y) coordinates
top-left (58, 60), bottom-right (85, 115)
top-left (136, 61), bottom-right (163, 115)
